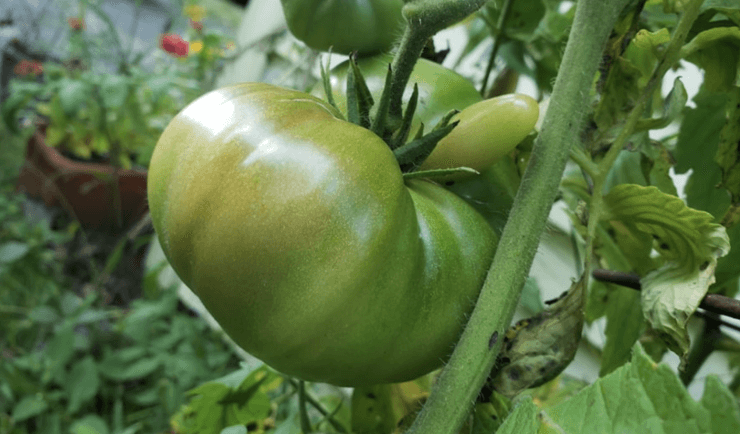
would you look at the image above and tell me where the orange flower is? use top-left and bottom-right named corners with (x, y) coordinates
top-left (68, 17), bottom-right (85, 31)
top-left (14, 59), bottom-right (43, 76)
top-left (189, 19), bottom-right (203, 32)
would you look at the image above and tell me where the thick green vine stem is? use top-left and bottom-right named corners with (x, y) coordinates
top-left (404, 0), bottom-right (632, 432)
top-left (387, 0), bottom-right (487, 121)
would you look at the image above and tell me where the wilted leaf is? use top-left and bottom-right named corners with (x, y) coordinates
top-left (603, 184), bottom-right (730, 366)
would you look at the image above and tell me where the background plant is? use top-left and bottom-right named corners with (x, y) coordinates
top-left (0, 186), bottom-right (242, 433)
top-left (1, 0), bottom-right (235, 168)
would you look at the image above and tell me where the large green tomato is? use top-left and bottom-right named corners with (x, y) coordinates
top-left (314, 56), bottom-right (538, 175)
top-left (148, 83), bottom-right (498, 386)
top-left (280, 0), bottom-right (405, 56)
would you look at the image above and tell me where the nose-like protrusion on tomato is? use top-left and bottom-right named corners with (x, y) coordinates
top-left (420, 94), bottom-right (539, 175)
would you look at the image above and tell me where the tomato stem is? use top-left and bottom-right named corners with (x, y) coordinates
top-left (297, 380), bottom-right (312, 432)
top-left (388, 0), bottom-right (488, 121)
top-left (405, 0), bottom-right (632, 432)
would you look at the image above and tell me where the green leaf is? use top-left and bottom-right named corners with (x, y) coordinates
top-left (60, 291), bottom-right (83, 316)
top-left (0, 241), bottom-right (30, 263)
top-left (713, 86), bottom-right (740, 202)
top-left (602, 184), bottom-right (730, 365)
top-left (540, 344), bottom-right (713, 434)
top-left (641, 140), bottom-right (679, 196)
top-left (674, 88), bottom-right (730, 218)
top-left (345, 55), bottom-right (374, 128)
top-left (700, 375), bottom-right (740, 433)
top-left (496, 397), bottom-right (539, 434)
top-left (390, 83), bottom-right (419, 150)
top-left (99, 74), bottom-right (130, 109)
top-left (121, 357), bottom-right (162, 380)
top-left (66, 357), bottom-right (100, 413)
top-left (585, 279), bottom-right (609, 323)
top-left (682, 27), bottom-right (740, 92)
top-left (600, 282), bottom-right (644, 376)
top-left (636, 77), bottom-right (688, 131)
top-left (221, 426), bottom-right (248, 434)
top-left (485, 0), bottom-right (546, 42)
top-left (1, 90), bottom-right (32, 133)
top-left (29, 305), bottom-right (60, 324)
top-left (12, 395), bottom-right (48, 421)
top-left (370, 62), bottom-right (393, 138)
top-left (715, 222), bottom-right (740, 290)
top-left (46, 325), bottom-right (76, 374)
top-left (69, 414), bottom-right (109, 434)
top-left (594, 56), bottom-right (643, 130)
top-left (58, 79), bottom-right (90, 117)
top-left (175, 367), bottom-right (275, 434)
top-left (351, 382), bottom-right (427, 434)
top-left (603, 149), bottom-right (648, 193)
top-left (44, 125), bottom-right (68, 148)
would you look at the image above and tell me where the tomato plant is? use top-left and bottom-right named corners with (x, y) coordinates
top-left (147, 83), bottom-right (498, 386)
top-left (280, 0), bottom-right (405, 55)
top-left (146, 0), bottom-right (740, 432)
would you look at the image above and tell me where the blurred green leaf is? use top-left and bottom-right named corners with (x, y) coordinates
top-left (485, 0), bottom-right (546, 41)
top-left (12, 394), bottom-right (48, 422)
top-left (69, 414), bottom-right (109, 434)
top-left (0, 241), bottom-right (30, 263)
top-left (99, 74), bottom-right (130, 109)
top-left (46, 325), bottom-right (76, 374)
top-left (29, 305), bottom-right (60, 324)
top-left (58, 79), bottom-right (91, 117)
top-left (66, 356), bottom-right (100, 413)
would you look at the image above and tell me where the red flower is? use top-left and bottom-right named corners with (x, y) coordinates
top-left (189, 19), bottom-right (203, 32)
top-left (160, 33), bottom-right (189, 57)
top-left (68, 17), bottom-right (85, 31)
top-left (14, 59), bottom-right (43, 76)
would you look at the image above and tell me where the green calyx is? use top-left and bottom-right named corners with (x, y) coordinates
top-left (319, 54), bottom-right (458, 173)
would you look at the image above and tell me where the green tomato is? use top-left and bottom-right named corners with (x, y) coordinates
top-left (280, 0), bottom-right (405, 56)
top-left (148, 83), bottom-right (498, 386)
top-left (419, 94), bottom-right (538, 173)
top-left (315, 55), bottom-right (538, 175)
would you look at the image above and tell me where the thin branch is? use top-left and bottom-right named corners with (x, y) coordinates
top-left (592, 269), bottom-right (740, 321)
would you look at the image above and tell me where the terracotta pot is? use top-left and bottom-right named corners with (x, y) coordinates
top-left (15, 129), bottom-right (149, 231)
